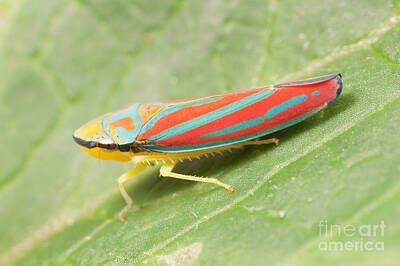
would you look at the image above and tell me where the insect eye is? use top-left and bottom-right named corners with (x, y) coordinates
top-left (118, 144), bottom-right (131, 152)
top-left (96, 143), bottom-right (117, 150)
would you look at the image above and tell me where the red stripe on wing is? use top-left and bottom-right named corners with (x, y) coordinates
top-left (152, 78), bottom-right (339, 147)
top-left (137, 88), bottom-right (266, 140)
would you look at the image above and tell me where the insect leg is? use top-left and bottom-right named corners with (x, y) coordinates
top-left (201, 138), bottom-right (279, 153)
top-left (240, 138), bottom-right (279, 146)
top-left (159, 161), bottom-right (235, 193)
top-left (117, 164), bottom-right (148, 222)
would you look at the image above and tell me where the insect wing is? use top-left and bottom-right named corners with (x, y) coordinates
top-left (136, 74), bottom-right (342, 152)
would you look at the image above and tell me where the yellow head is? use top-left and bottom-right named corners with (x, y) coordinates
top-left (72, 114), bottom-right (132, 162)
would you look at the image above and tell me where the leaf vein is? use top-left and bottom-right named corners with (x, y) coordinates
top-left (71, 0), bottom-right (125, 45)
top-left (286, 163), bottom-right (400, 264)
top-left (280, 15), bottom-right (400, 81)
top-left (0, 105), bottom-right (67, 190)
top-left (137, 95), bottom-right (400, 263)
top-left (251, 0), bottom-right (281, 86)
top-left (99, 0), bottom-right (187, 112)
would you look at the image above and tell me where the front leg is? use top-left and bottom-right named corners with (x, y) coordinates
top-left (117, 164), bottom-right (148, 222)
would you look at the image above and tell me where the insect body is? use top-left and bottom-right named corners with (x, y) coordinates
top-left (73, 73), bottom-right (342, 221)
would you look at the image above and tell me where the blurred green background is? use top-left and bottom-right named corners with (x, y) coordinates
top-left (0, 0), bottom-right (399, 265)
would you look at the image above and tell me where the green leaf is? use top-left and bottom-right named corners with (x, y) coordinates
top-left (1, 0), bottom-right (399, 265)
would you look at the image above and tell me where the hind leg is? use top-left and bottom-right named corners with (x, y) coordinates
top-left (159, 161), bottom-right (235, 193)
top-left (227, 138), bottom-right (279, 149)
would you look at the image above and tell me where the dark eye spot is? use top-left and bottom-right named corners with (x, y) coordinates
top-left (118, 144), bottom-right (131, 152)
top-left (96, 143), bottom-right (117, 150)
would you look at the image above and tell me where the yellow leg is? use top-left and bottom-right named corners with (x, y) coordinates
top-left (132, 138), bottom-right (279, 164)
top-left (229, 137), bottom-right (279, 148)
top-left (159, 161), bottom-right (235, 193)
top-left (117, 164), bottom-right (148, 222)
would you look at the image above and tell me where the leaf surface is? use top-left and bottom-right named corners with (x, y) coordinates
top-left (0, 0), bottom-right (399, 265)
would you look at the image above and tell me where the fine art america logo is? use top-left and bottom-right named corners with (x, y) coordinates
top-left (318, 220), bottom-right (385, 251)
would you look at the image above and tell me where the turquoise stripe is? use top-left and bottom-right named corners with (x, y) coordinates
top-left (105, 103), bottom-right (142, 144)
top-left (139, 96), bottom-right (223, 134)
top-left (144, 106), bottom-right (322, 152)
top-left (201, 117), bottom-right (264, 139)
top-left (109, 104), bottom-right (139, 123)
top-left (147, 89), bottom-right (275, 141)
top-left (264, 94), bottom-right (307, 119)
top-left (102, 116), bottom-right (111, 137)
top-left (202, 94), bottom-right (308, 139)
top-left (311, 91), bottom-right (320, 96)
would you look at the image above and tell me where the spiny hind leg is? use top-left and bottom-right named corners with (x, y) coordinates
top-left (198, 138), bottom-right (279, 155)
top-left (233, 137), bottom-right (279, 148)
top-left (159, 161), bottom-right (235, 193)
top-left (154, 138), bottom-right (277, 195)
top-left (117, 164), bottom-right (148, 222)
